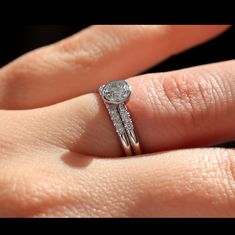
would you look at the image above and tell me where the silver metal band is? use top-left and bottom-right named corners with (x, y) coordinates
top-left (118, 103), bottom-right (141, 155)
top-left (105, 103), bottom-right (133, 156)
top-left (99, 80), bottom-right (141, 156)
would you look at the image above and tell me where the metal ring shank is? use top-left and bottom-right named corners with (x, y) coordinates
top-left (118, 103), bottom-right (142, 155)
top-left (99, 81), bottom-right (141, 156)
top-left (105, 103), bottom-right (133, 156)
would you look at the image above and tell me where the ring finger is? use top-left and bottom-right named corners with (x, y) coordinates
top-left (9, 59), bottom-right (234, 157)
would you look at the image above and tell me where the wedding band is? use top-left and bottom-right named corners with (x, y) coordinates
top-left (99, 80), bottom-right (141, 156)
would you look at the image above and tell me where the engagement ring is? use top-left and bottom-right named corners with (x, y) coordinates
top-left (99, 80), bottom-right (141, 156)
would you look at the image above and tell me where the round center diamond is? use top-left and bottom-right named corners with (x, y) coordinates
top-left (102, 80), bottom-right (131, 104)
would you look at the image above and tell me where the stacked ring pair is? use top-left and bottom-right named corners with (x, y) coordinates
top-left (99, 80), bottom-right (141, 156)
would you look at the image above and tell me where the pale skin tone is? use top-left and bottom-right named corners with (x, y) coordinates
top-left (0, 25), bottom-right (235, 217)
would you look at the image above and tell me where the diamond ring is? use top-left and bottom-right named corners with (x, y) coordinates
top-left (99, 80), bottom-right (141, 156)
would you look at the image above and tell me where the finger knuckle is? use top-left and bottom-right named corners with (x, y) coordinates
top-left (146, 69), bottom-right (232, 128)
top-left (161, 71), bottom-right (213, 125)
top-left (3, 49), bottom-right (43, 81)
top-left (0, 52), bottom-right (42, 108)
top-left (54, 25), bottom-right (125, 72)
top-left (0, 63), bottom-right (27, 106)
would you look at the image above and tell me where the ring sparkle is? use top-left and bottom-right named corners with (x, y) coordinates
top-left (99, 80), bottom-right (141, 156)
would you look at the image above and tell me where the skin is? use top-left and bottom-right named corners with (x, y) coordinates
top-left (0, 25), bottom-right (235, 217)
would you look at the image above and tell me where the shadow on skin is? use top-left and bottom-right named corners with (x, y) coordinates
top-left (70, 93), bottom-right (124, 158)
top-left (61, 151), bottom-right (93, 169)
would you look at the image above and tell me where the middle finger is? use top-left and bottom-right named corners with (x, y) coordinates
top-left (0, 25), bottom-right (229, 109)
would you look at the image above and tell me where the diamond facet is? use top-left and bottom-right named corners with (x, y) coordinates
top-left (101, 80), bottom-right (131, 104)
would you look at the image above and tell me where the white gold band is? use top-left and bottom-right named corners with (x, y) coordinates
top-left (99, 80), bottom-right (141, 156)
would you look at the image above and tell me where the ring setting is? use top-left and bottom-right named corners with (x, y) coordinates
top-left (99, 80), bottom-right (131, 104)
top-left (99, 80), bottom-right (141, 156)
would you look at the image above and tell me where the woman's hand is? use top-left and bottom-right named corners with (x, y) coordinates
top-left (1, 25), bottom-right (235, 217)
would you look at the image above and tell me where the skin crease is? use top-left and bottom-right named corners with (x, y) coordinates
top-left (1, 25), bottom-right (235, 217)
